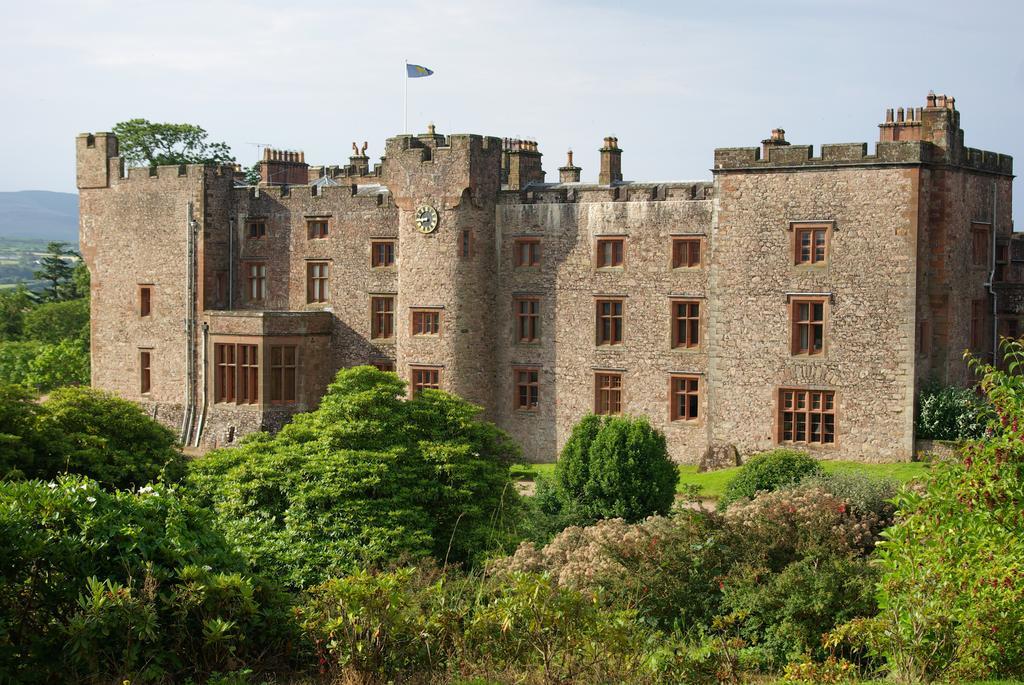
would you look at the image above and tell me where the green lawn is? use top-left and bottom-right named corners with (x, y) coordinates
top-left (513, 459), bottom-right (933, 500)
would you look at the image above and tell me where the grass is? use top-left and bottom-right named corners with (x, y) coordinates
top-left (512, 459), bottom-right (934, 500)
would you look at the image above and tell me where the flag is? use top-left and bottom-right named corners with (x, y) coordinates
top-left (406, 63), bottom-right (434, 78)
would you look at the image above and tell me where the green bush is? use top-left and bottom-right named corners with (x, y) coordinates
top-left (0, 385), bottom-right (185, 488)
top-left (0, 338), bottom-right (89, 392)
top-left (554, 414), bottom-right (676, 523)
top-left (869, 340), bottom-right (1024, 682)
top-left (0, 476), bottom-right (293, 684)
top-left (915, 379), bottom-right (987, 441)
top-left (718, 449), bottom-right (822, 509)
top-left (22, 297), bottom-right (90, 345)
top-left (189, 366), bottom-right (519, 588)
top-left (0, 340), bottom-right (42, 386)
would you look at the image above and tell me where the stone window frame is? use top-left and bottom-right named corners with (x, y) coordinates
top-left (514, 237), bottom-right (541, 268)
top-left (594, 371), bottom-right (623, 415)
top-left (244, 261), bottom-right (267, 302)
top-left (268, 344), bottom-right (298, 404)
top-left (788, 221), bottom-right (834, 267)
top-left (139, 348), bottom-right (153, 396)
top-left (971, 222), bottom-right (991, 268)
top-left (306, 216), bottom-right (331, 240)
top-left (789, 295), bottom-right (829, 357)
top-left (306, 260), bottom-right (330, 304)
top-left (595, 297), bottom-right (625, 346)
top-left (513, 296), bottom-right (541, 344)
top-left (916, 319), bottom-right (929, 357)
top-left (668, 374), bottom-right (700, 422)
top-left (460, 229), bottom-right (474, 261)
top-left (777, 387), bottom-right (837, 447)
top-left (138, 284), bottom-right (153, 317)
top-left (410, 365), bottom-right (442, 396)
top-left (370, 295), bottom-right (396, 340)
top-left (213, 340), bottom-right (260, 406)
top-left (246, 218), bottom-right (267, 240)
top-left (411, 307), bottom-right (443, 337)
top-left (671, 236), bottom-right (702, 269)
top-left (371, 240), bottom-right (396, 268)
top-left (670, 298), bottom-right (701, 350)
top-left (513, 366), bottom-right (540, 411)
top-left (595, 236), bottom-right (626, 269)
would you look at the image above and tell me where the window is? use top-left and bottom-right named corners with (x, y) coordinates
top-left (794, 225), bottom-right (829, 265)
top-left (515, 368), bottom-right (540, 410)
top-left (596, 298), bottom-right (624, 345)
top-left (140, 350), bottom-right (152, 394)
top-left (515, 297), bottom-right (540, 343)
top-left (671, 300), bottom-right (700, 349)
top-left (411, 309), bottom-right (441, 336)
top-left (307, 262), bottom-right (329, 303)
top-left (670, 375), bottom-right (699, 421)
top-left (594, 372), bottom-right (622, 415)
top-left (214, 343), bottom-right (258, 405)
top-left (246, 262), bottom-right (266, 301)
top-left (1006, 318), bottom-right (1021, 340)
top-left (269, 345), bottom-right (297, 403)
top-left (972, 223), bottom-right (990, 266)
top-left (372, 359), bottom-right (395, 372)
top-left (214, 271), bottom-right (227, 305)
top-left (371, 296), bottom-right (395, 339)
top-left (791, 298), bottom-right (825, 355)
top-left (971, 299), bottom-right (986, 350)
top-left (672, 237), bottom-right (701, 268)
top-left (246, 220), bottom-right (266, 239)
top-left (371, 240), bottom-right (395, 267)
top-left (460, 229), bottom-right (473, 260)
top-left (779, 389), bottom-right (835, 445)
top-left (411, 367), bottom-right (441, 395)
top-left (139, 286), bottom-right (152, 317)
top-left (596, 238), bottom-right (625, 268)
top-left (308, 218), bottom-right (329, 239)
top-left (514, 238), bottom-right (541, 267)
top-left (917, 320), bottom-right (929, 356)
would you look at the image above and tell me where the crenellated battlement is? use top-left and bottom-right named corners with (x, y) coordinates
top-left (499, 180), bottom-right (713, 205)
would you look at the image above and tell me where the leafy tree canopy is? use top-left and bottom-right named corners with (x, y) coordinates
top-left (23, 298), bottom-right (89, 345)
top-left (0, 285), bottom-right (36, 341)
top-left (33, 241), bottom-right (79, 302)
top-left (112, 118), bottom-right (235, 168)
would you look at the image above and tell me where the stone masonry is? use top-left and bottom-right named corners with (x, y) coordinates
top-left (77, 94), bottom-right (1015, 463)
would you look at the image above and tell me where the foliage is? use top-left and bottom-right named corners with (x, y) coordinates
top-left (26, 337), bottom-right (90, 390)
top-left (22, 297), bottom-right (90, 344)
top-left (799, 471), bottom-right (899, 535)
top-left (0, 385), bottom-right (185, 488)
top-left (0, 284), bottom-right (36, 340)
top-left (553, 413), bottom-right (677, 523)
top-left (298, 565), bottom-right (460, 680)
top-left (189, 366), bottom-right (519, 588)
top-left (870, 339), bottom-right (1024, 682)
top-left (33, 241), bottom-right (79, 302)
top-left (0, 340), bottom-right (42, 386)
top-left (0, 476), bottom-right (293, 684)
top-left (243, 162), bottom-right (262, 186)
top-left (915, 379), bottom-right (988, 441)
top-left (112, 118), bottom-right (235, 168)
top-left (718, 449), bottom-right (823, 509)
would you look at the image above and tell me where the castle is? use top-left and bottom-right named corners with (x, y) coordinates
top-left (77, 93), bottom-right (1018, 464)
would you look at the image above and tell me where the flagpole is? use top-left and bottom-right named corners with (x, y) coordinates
top-left (404, 60), bottom-right (408, 134)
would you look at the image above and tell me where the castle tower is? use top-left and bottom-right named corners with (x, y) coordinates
top-left (382, 128), bottom-right (504, 411)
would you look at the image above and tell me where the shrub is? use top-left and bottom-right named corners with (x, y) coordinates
top-left (799, 471), bottom-right (899, 535)
top-left (915, 379), bottom-right (987, 441)
top-left (870, 341), bottom-right (1024, 681)
top-left (0, 476), bottom-right (293, 684)
top-left (0, 338), bottom-right (89, 392)
top-left (718, 449), bottom-right (822, 509)
top-left (0, 383), bottom-right (45, 479)
top-left (22, 297), bottom-right (90, 345)
top-left (554, 414), bottom-right (676, 523)
top-left (189, 366), bottom-right (519, 588)
top-left (298, 565), bottom-right (461, 680)
top-left (36, 386), bottom-right (185, 488)
top-left (0, 340), bottom-right (42, 386)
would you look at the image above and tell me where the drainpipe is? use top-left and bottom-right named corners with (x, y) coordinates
top-left (193, 322), bottom-right (209, 447)
top-left (988, 182), bottom-right (998, 362)
top-left (228, 215), bottom-right (236, 309)
top-left (180, 202), bottom-right (198, 444)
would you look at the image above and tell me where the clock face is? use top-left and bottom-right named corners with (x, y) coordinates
top-left (413, 204), bottom-right (439, 234)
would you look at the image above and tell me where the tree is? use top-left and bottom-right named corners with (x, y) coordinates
top-left (0, 285), bottom-right (36, 340)
top-left (243, 162), bottom-right (262, 185)
top-left (111, 118), bottom-right (235, 168)
top-left (33, 242), bottom-right (77, 302)
top-left (22, 299), bottom-right (89, 345)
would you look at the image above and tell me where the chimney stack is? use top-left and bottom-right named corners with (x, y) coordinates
top-left (598, 136), bottom-right (622, 185)
top-left (260, 147), bottom-right (309, 185)
top-left (559, 149), bottom-right (581, 183)
top-left (761, 128), bottom-right (790, 159)
top-left (504, 138), bottom-right (545, 190)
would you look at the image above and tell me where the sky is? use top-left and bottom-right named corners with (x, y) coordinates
top-left (2, 0), bottom-right (1023, 222)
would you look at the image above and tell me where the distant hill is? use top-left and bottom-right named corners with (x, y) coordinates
top-left (0, 190), bottom-right (78, 243)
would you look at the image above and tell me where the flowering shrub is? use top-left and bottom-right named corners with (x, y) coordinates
top-left (869, 340), bottom-right (1024, 682)
top-left (915, 379), bottom-right (987, 441)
